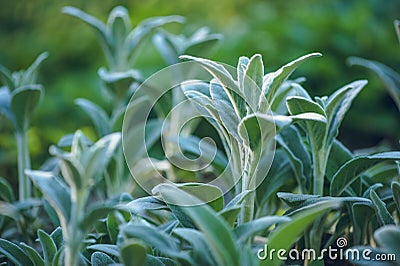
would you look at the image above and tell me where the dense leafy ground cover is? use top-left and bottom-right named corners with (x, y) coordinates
top-left (0, 4), bottom-right (399, 266)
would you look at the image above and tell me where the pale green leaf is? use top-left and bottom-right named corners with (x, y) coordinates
top-left (180, 55), bottom-right (237, 93)
top-left (256, 150), bottom-right (293, 207)
top-left (27, 170), bottom-right (71, 224)
top-left (152, 183), bottom-right (240, 266)
top-left (171, 135), bottom-right (228, 171)
top-left (20, 243), bottom-right (44, 266)
top-left (286, 96), bottom-right (326, 151)
top-left (226, 190), bottom-right (253, 208)
top-left (234, 216), bottom-right (290, 244)
top-left (262, 53), bottom-right (321, 105)
top-left (271, 81), bottom-right (311, 113)
top-left (121, 223), bottom-right (190, 262)
top-left (120, 240), bottom-right (147, 266)
top-left (10, 85), bottom-right (43, 131)
top-left (218, 206), bottom-right (241, 227)
top-left (49, 146), bottom-right (84, 190)
top-left (0, 177), bottom-right (15, 202)
top-left (87, 244), bottom-right (119, 257)
top-left (173, 228), bottom-right (216, 265)
top-left (330, 152), bottom-right (400, 196)
top-left (0, 87), bottom-right (15, 126)
top-left (22, 52), bottom-right (48, 86)
top-left (374, 225), bottom-right (400, 259)
top-left (127, 15), bottom-right (185, 51)
top-left (62, 7), bottom-right (112, 64)
top-left (348, 57), bottom-right (400, 111)
top-left (326, 139), bottom-right (353, 181)
top-left (51, 248), bottom-right (63, 266)
top-left (0, 203), bottom-right (18, 224)
top-left (352, 203), bottom-right (374, 245)
top-left (0, 64), bottom-right (15, 90)
top-left (241, 54), bottom-right (263, 111)
top-left (237, 113), bottom-right (276, 152)
top-left (75, 98), bottom-right (111, 137)
top-left (392, 181), bottom-right (400, 214)
top-left (152, 30), bottom-right (180, 65)
top-left (50, 227), bottom-right (63, 250)
top-left (325, 80), bottom-right (367, 145)
top-left (82, 132), bottom-right (121, 183)
top-left (395, 20), bottom-right (400, 43)
top-left (278, 192), bottom-right (370, 213)
top-left (91, 252), bottom-right (115, 266)
top-left (184, 33), bottom-right (222, 58)
top-left (370, 190), bottom-right (395, 225)
top-left (124, 196), bottom-right (168, 214)
top-left (38, 229), bottom-right (57, 266)
top-left (0, 239), bottom-right (32, 265)
top-left (277, 126), bottom-right (311, 188)
top-left (107, 6), bottom-right (131, 50)
top-left (176, 183), bottom-right (224, 211)
top-left (263, 200), bottom-right (340, 266)
top-left (80, 204), bottom-right (115, 233)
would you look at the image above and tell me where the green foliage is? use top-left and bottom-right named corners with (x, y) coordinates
top-left (153, 27), bottom-right (222, 65)
top-left (0, 227), bottom-right (63, 266)
top-left (348, 21), bottom-right (400, 112)
top-left (348, 57), bottom-right (400, 111)
top-left (350, 225), bottom-right (400, 266)
top-left (0, 4), bottom-right (399, 266)
top-left (182, 52), bottom-right (321, 223)
top-left (330, 152), bottom-right (400, 196)
top-left (0, 52), bottom-right (47, 200)
top-left (25, 131), bottom-right (121, 266)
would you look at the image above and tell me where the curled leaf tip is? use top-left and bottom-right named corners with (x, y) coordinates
top-left (179, 55), bottom-right (198, 61)
top-left (61, 6), bottom-right (77, 14)
top-left (312, 52), bottom-right (323, 57)
top-left (171, 15), bottom-right (186, 23)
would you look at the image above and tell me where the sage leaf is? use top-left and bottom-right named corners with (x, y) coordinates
top-left (264, 200), bottom-right (340, 266)
top-left (0, 238), bottom-right (32, 265)
top-left (325, 80), bottom-right (367, 145)
top-left (392, 181), bottom-right (400, 214)
top-left (87, 244), bottom-right (119, 257)
top-left (262, 53), bottom-right (321, 105)
top-left (27, 170), bottom-right (71, 225)
top-left (38, 229), bottom-right (57, 266)
top-left (91, 252), bottom-right (115, 266)
top-left (370, 190), bottom-right (395, 226)
top-left (234, 216), bottom-right (290, 244)
top-left (153, 183), bottom-right (240, 266)
top-left (20, 243), bottom-right (44, 266)
top-left (10, 85), bottom-right (43, 132)
top-left (330, 152), bottom-right (400, 196)
top-left (348, 57), bottom-right (400, 111)
top-left (75, 98), bottom-right (111, 137)
top-left (173, 228), bottom-right (216, 265)
top-left (120, 240), bottom-right (147, 266)
top-left (80, 204), bottom-right (115, 233)
top-left (374, 225), bottom-right (400, 259)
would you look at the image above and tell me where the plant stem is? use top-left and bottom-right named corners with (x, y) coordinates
top-left (239, 150), bottom-right (254, 224)
top-left (16, 131), bottom-right (31, 201)
top-left (241, 191), bottom-right (255, 224)
top-left (309, 146), bottom-right (330, 255)
top-left (312, 148), bottom-right (328, 196)
top-left (65, 191), bottom-right (85, 266)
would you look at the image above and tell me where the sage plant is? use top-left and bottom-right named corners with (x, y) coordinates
top-left (0, 52), bottom-right (47, 200)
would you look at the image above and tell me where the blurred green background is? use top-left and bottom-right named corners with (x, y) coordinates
top-left (1, 0), bottom-right (399, 182)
